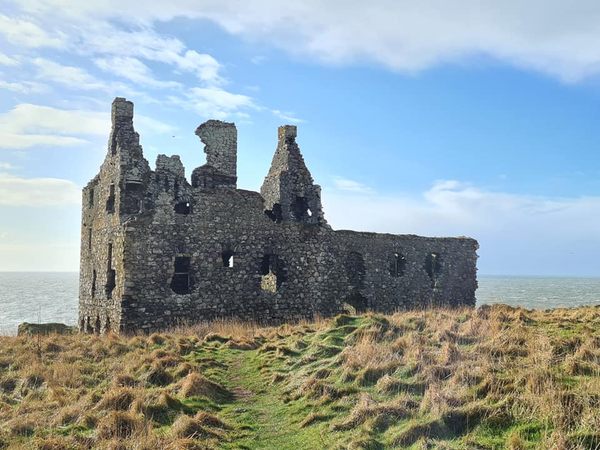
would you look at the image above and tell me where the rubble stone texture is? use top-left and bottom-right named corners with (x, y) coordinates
top-left (79, 98), bottom-right (479, 334)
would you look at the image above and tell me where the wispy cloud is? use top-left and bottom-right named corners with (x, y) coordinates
top-left (0, 172), bottom-right (80, 206)
top-left (324, 180), bottom-right (600, 275)
top-left (171, 87), bottom-right (257, 120)
top-left (0, 52), bottom-right (20, 66)
top-left (271, 109), bottom-right (305, 124)
top-left (94, 56), bottom-right (181, 89)
top-left (0, 79), bottom-right (46, 94)
top-left (17, 1), bottom-right (600, 83)
top-left (331, 176), bottom-right (375, 194)
top-left (0, 13), bottom-right (65, 48)
top-left (0, 103), bottom-right (175, 149)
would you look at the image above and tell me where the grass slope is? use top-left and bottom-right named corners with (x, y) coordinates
top-left (1, 305), bottom-right (600, 449)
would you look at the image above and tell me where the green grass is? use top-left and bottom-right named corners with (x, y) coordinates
top-left (1, 306), bottom-right (600, 449)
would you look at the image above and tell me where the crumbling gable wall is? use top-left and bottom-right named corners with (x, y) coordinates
top-left (79, 98), bottom-right (478, 333)
top-left (261, 125), bottom-right (326, 225)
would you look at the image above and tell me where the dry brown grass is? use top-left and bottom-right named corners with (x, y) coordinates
top-left (0, 306), bottom-right (599, 448)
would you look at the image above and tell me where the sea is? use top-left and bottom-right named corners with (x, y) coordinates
top-left (1, 273), bottom-right (599, 335)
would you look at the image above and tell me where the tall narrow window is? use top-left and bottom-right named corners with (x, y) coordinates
top-left (91, 270), bottom-right (97, 297)
top-left (88, 228), bottom-right (93, 250)
top-left (171, 256), bottom-right (191, 294)
top-left (390, 252), bottom-right (406, 277)
top-left (424, 252), bottom-right (442, 288)
top-left (222, 249), bottom-right (234, 268)
top-left (105, 243), bottom-right (116, 298)
top-left (89, 188), bottom-right (94, 207)
top-left (106, 184), bottom-right (115, 213)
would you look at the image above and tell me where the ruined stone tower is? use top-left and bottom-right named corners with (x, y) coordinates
top-left (79, 98), bottom-right (478, 334)
top-left (261, 125), bottom-right (326, 225)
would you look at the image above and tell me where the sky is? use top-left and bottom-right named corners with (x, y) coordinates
top-left (1, 1), bottom-right (600, 275)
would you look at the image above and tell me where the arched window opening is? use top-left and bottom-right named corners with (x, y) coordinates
top-left (174, 201), bottom-right (192, 215)
top-left (390, 252), bottom-right (406, 277)
top-left (171, 256), bottom-right (191, 294)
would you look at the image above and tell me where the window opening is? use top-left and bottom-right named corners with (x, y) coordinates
top-left (91, 270), bottom-right (97, 297)
top-left (171, 256), bottom-right (191, 294)
top-left (260, 254), bottom-right (286, 292)
top-left (222, 249), bottom-right (234, 268)
top-left (265, 203), bottom-right (283, 223)
top-left (105, 243), bottom-right (115, 298)
top-left (174, 201), bottom-right (192, 215)
top-left (391, 252), bottom-right (406, 277)
top-left (424, 252), bottom-right (442, 288)
top-left (106, 184), bottom-right (115, 213)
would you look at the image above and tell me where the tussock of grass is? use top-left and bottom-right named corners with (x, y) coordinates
top-left (0, 305), bottom-right (599, 448)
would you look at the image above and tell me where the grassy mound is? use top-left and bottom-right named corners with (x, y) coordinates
top-left (1, 305), bottom-right (600, 449)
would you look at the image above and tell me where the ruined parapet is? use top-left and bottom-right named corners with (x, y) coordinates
top-left (156, 154), bottom-right (185, 178)
top-left (193, 120), bottom-right (237, 188)
top-left (261, 125), bottom-right (326, 225)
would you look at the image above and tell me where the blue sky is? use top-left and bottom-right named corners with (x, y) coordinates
top-left (2, 1), bottom-right (600, 275)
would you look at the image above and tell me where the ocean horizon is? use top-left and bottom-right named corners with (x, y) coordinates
top-left (1, 272), bottom-right (599, 335)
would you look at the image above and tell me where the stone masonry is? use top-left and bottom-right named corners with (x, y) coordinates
top-left (79, 97), bottom-right (478, 334)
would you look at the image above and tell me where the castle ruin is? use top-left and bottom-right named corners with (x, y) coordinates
top-left (79, 98), bottom-right (478, 333)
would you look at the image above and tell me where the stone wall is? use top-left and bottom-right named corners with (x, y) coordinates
top-left (79, 97), bottom-right (478, 334)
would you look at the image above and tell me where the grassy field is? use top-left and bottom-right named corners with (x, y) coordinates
top-left (1, 304), bottom-right (600, 449)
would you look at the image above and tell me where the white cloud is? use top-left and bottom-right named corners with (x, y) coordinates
top-left (0, 103), bottom-right (176, 149)
top-left (171, 87), bottom-right (256, 119)
top-left (31, 57), bottom-right (138, 95)
top-left (0, 172), bottom-right (80, 206)
top-left (332, 176), bottom-right (374, 194)
top-left (271, 109), bottom-right (304, 124)
top-left (0, 79), bottom-right (46, 94)
top-left (0, 103), bottom-right (106, 149)
top-left (0, 52), bottom-right (20, 66)
top-left (0, 103), bottom-right (108, 136)
top-left (0, 162), bottom-right (15, 170)
top-left (94, 56), bottom-right (181, 89)
top-left (0, 13), bottom-right (65, 48)
top-left (323, 179), bottom-right (600, 276)
top-left (0, 134), bottom-right (87, 149)
top-left (15, 0), bottom-right (600, 82)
